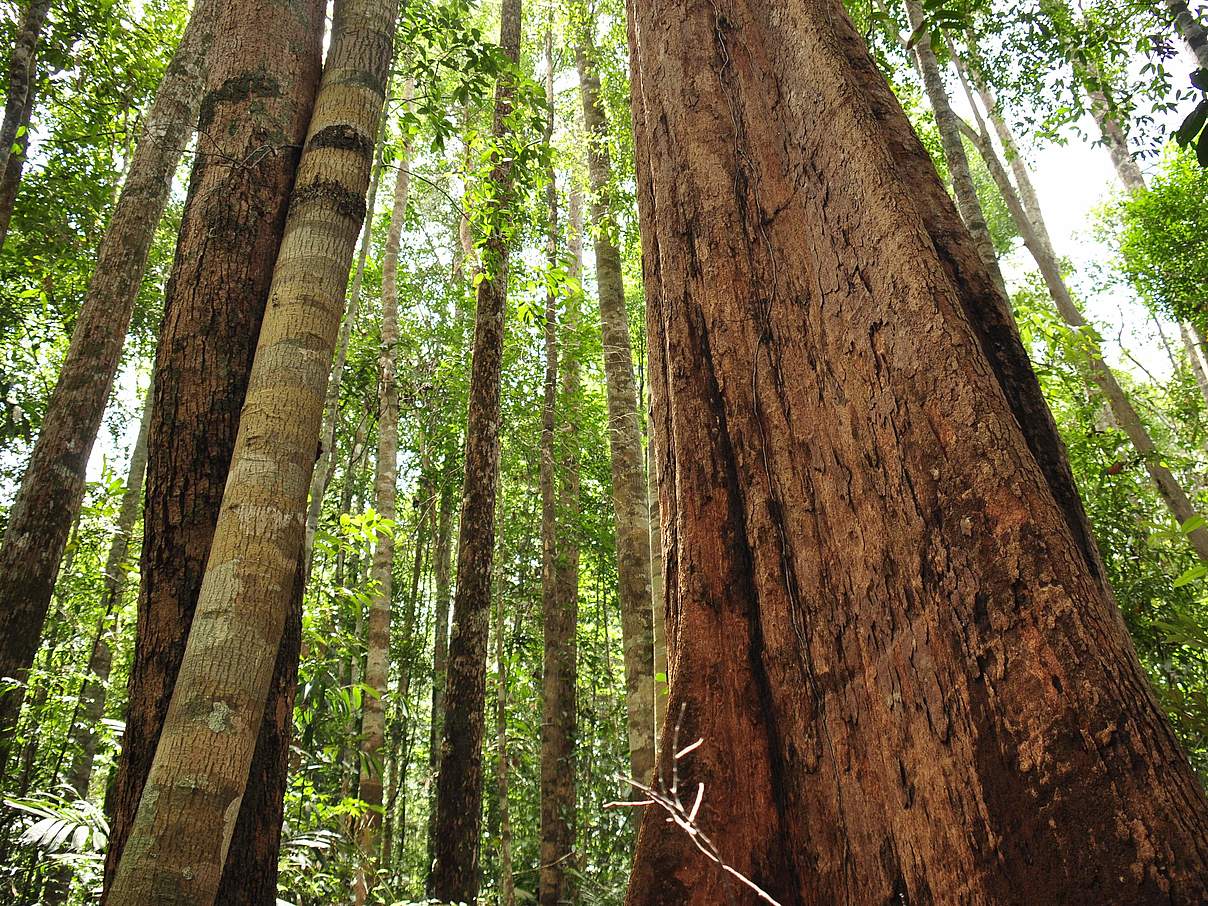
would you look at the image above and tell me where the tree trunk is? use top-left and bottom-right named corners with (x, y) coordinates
top-left (304, 104), bottom-right (392, 574)
top-left (353, 124), bottom-right (412, 906)
top-left (538, 34), bottom-right (578, 905)
top-left (0, 63), bottom-right (36, 251)
top-left (100, 3), bottom-right (324, 902)
top-left (104, 0), bottom-right (395, 899)
top-left (0, 0), bottom-right (51, 245)
top-left (647, 425), bottom-right (668, 744)
top-left (426, 470), bottom-right (454, 872)
top-left (1166, 0), bottom-right (1208, 69)
top-left (39, 389), bottom-right (152, 906)
top-left (903, 0), bottom-right (1010, 303)
top-left (954, 83), bottom-right (1208, 560)
top-left (0, 0), bottom-right (221, 761)
top-left (495, 590), bottom-right (516, 906)
top-left (623, 0), bottom-right (1208, 902)
top-left (429, 0), bottom-right (523, 899)
top-left (575, 38), bottom-right (656, 788)
top-left (1078, 60), bottom-right (1147, 193)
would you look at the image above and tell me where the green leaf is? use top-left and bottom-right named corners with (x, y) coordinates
top-left (1180, 515), bottom-right (1206, 534)
top-left (1173, 564), bottom-right (1207, 587)
top-left (1175, 100), bottom-right (1208, 148)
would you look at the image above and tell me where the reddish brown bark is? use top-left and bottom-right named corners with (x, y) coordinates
top-left (624, 0), bottom-right (1208, 903)
top-left (101, 0), bottom-right (323, 901)
top-left (429, 0), bottom-right (523, 899)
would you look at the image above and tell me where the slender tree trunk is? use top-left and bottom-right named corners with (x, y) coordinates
top-left (304, 105), bottom-right (392, 573)
top-left (903, 0), bottom-right (1010, 303)
top-left (0, 0), bottom-right (50, 240)
top-left (429, 0), bottom-right (523, 899)
top-left (353, 123), bottom-right (412, 906)
top-left (0, 0), bottom-right (221, 762)
top-left (575, 38), bottom-right (656, 788)
top-left (623, 0), bottom-right (1208, 902)
top-left (39, 390), bottom-right (152, 906)
top-left (104, 0), bottom-right (396, 898)
top-left (538, 33), bottom-right (577, 905)
top-left (426, 471), bottom-right (454, 871)
top-left (1166, 0), bottom-right (1208, 69)
top-left (495, 591), bottom-right (516, 906)
top-left (1179, 322), bottom-right (1208, 409)
top-left (100, 2), bottom-right (325, 902)
top-left (954, 81), bottom-right (1208, 559)
top-left (0, 64), bottom-right (35, 250)
top-left (1078, 60), bottom-right (1147, 193)
top-left (647, 425), bottom-right (668, 743)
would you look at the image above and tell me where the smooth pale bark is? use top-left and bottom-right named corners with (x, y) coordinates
top-left (951, 71), bottom-right (1208, 560)
top-left (100, 3), bottom-right (324, 901)
top-left (353, 128), bottom-right (412, 906)
top-left (1078, 59), bottom-right (1147, 193)
top-left (575, 38), bottom-right (656, 787)
top-left (429, 0), bottom-right (522, 898)
top-left (0, 0), bottom-right (221, 761)
top-left (0, 0), bottom-right (51, 245)
top-left (304, 106), bottom-right (391, 573)
top-left (902, 0), bottom-right (1009, 303)
top-left (1180, 322), bottom-right (1208, 406)
top-left (104, 0), bottom-right (396, 899)
top-left (495, 591), bottom-right (516, 906)
top-left (623, 0), bottom-right (1208, 901)
top-left (1166, 0), bottom-right (1208, 69)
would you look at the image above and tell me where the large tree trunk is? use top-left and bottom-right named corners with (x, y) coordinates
top-left (354, 144), bottom-right (411, 905)
top-left (103, 0), bottom-right (396, 898)
top-left (575, 38), bottom-right (656, 788)
top-left (902, 0), bottom-right (1009, 302)
top-left (623, 0), bottom-right (1208, 902)
top-left (0, 0), bottom-right (51, 247)
top-left (429, 0), bottom-right (523, 899)
top-left (0, 0), bottom-right (221, 763)
top-left (101, 1), bottom-right (324, 902)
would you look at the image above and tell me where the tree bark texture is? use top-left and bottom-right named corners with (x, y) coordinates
top-left (903, 0), bottom-right (1010, 303)
top-left (623, 0), bottom-right (1208, 902)
top-left (429, 0), bottom-right (522, 900)
top-left (353, 137), bottom-right (411, 906)
top-left (100, 2), bottom-right (325, 901)
top-left (0, 50), bottom-right (37, 251)
top-left (495, 591), bottom-right (516, 906)
top-left (575, 39), bottom-right (656, 787)
top-left (0, 0), bottom-right (51, 236)
top-left (426, 473), bottom-right (454, 872)
top-left (0, 0), bottom-right (222, 762)
top-left (304, 104), bottom-right (391, 573)
top-left (104, 0), bottom-right (395, 899)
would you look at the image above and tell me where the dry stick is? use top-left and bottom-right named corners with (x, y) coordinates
top-left (605, 706), bottom-right (783, 906)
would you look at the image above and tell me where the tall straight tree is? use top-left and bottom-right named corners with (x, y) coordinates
top-left (100, 0), bottom-right (325, 901)
top-left (623, 0), bottom-right (1208, 902)
top-left (0, 0), bottom-right (221, 759)
top-left (0, 0), bottom-right (51, 250)
top-left (575, 31), bottom-right (656, 788)
top-left (537, 28), bottom-right (577, 906)
top-left (353, 126), bottom-right (412, 906)
top-left (104, 0), bottom-right (397, 897)
top-left (430, 0), bottom-right (523, 897)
